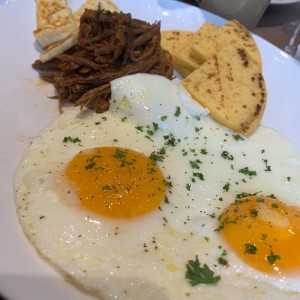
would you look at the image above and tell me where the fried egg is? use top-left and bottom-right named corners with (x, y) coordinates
top-left (14, 74), bottom-right (300, 299)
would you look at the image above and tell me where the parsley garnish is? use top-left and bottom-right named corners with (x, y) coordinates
top-left (233, 134), bottom-right (244, 141)
top-left (244, 243), bottom-right (257, 254)
top-left (267, 254), bottom-right (281, 265)
top-left (102, 185), bottom-right (114, 191)
top-left (185, 255), bottom-right (221, 286)
top-left (135, 125), bottom-right (144, 132)
top-left (239, 167), bottom-right (257, 176)
top-left (260, 233), bottom-right (267, 241)
top-left (221, 151), bottom-right (234, 160)
top-left (85, 155), bottom-right (102, 170)
top-left (113, 148), bottom-right (126, 159)
top-left (190, 159), bottom-right (202, 169)
top-left (164, 133), bottom-right (178, 147)
top-left (223, 182), bottom-right (231, 192)
top-left (63, 136), bottom-right (81, 143)
top-left (174, 106), bottom-right (181, 117)
top-left (164, 176), bottom-right (173, 190)
top-left (263, 159), bottom-right (272, 172)
top-left (152, 122), bottom-right (159, 131)
top-left (200, 148), bottom-right (208, 155)
top-left (250, 209), bottom-right (258, 217)
top-left (149, 147), bottom-right (166, 162)
top-left (217, 256), bottom-right (228, 266)
top-left (267, 247), bottom-right (281, 265)
top-left (193, 172), bottom-right (204, 181)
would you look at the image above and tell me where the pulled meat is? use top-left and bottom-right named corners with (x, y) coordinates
top-left (32, 9), bottom-right (173, 113)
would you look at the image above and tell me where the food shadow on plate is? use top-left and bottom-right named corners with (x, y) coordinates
top-left (0, 272), bottom-right (171, 300)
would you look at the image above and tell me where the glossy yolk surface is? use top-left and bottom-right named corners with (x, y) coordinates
top-left (65, 147), bottom-right (166, 219)
top-left (219, 196), bottom-right (300, 275)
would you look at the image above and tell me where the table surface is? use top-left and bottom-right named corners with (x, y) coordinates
top-left (179, 0), bottom-right (300, 52)
top-left (253, 1), bottom-right (300, 50)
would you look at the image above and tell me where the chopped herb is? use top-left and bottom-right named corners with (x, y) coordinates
top-left (164, 133), bottom-right (178, 147)
top-left (223, 182), bottom-right (230, 192)
top-left (233, 134), bottom-right (244, 141)
top-left (147, 129), bottom-right (154, 136)
top-left (235, 191), bottom-right (260, 199)
top-left (263, 159), bottom-right (272, 172)
top-left (85, 162), bottom-right (96, 170)
top-left (113, 148), bottom-right (126, 159)
top-left (152, 122), bottom-right (159, 131)
top-left (174, 106), bottom-right (181, 117)
top-left (164, 176), bottom-right (173, 190)
top-left (164, 196), bottom-right (170, 204)
top-left (193, 172), bottom-right (204, 181)
top-left (200, 148), bottom-right (208, 155)
top-left (185, 255), bottom-right (221, 286)
top-left (145, 135), bottom-right (154, 142)
top-left (190, 159), bottom-right (202, 169)
top-left (209, 213), bottom-right (216, 219)
top-left (287, 176), bottom-right (291, 181)
top-left (63, 136), bottom-right (81, 143)
top-left (260, 233), bottom-right (267, 241)
top-left (221, 151), bottom-right (234, 160)
top-left (217, 256), bottom-right (228, 266)
top-left (250, 209), bottom-right (258, 217)
top-left (102, 185), bottom-right (113, 191)
top-left (182, 149), bottom-right (188, 156)
top-left (149, 147), bottom-right (166, 162)
top-left (267, 247), bottom-right (281, 265)
top-left (244, 243), bottom-right (257, 254)
top-left (256, 197), bottom-right (265, 203)
top-left (239, 167), bottom-right (257, 176)
top-left (135, 125), bottom-right (144, 132)
top-left (186, 183), bottom-right (191, 191)
top-left (160, 115), bottom-right (168, 121)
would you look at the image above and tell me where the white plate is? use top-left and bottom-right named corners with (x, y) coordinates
top-left (271, 0), bottom-right (300, 4)
top-left (0, 0), bottom-right (300, 300)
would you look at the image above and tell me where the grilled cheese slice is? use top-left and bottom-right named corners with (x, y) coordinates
top-left (172, 22), bottom-right (218, 77)
top-left (182, 42), bottom-right (267, 136)
top-left (39, 29), bottom-right (78, 62)
top-left (191, 19), bottom-right (262, 71)
top-left (33, 0), bottom-right (77, 48)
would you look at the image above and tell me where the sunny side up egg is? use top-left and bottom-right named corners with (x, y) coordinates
top-left (14, 74), bottom-right (300, 300)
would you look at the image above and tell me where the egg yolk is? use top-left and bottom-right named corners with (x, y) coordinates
top-left (64, 147), bottom-right (166, 219)
top-left (218, 195), bottom-right (300, 275)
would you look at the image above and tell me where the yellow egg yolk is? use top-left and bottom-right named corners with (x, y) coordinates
top-left (218, 195), bottom-right (300, 275)
top-left (64, 147), bottom-right (166, 219)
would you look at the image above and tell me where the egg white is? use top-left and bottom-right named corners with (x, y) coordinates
top-left (14, 74), bottom-right (300, 300)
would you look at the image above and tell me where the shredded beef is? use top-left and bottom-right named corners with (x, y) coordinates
top-left (32, 9), bottom-right (173, 113)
